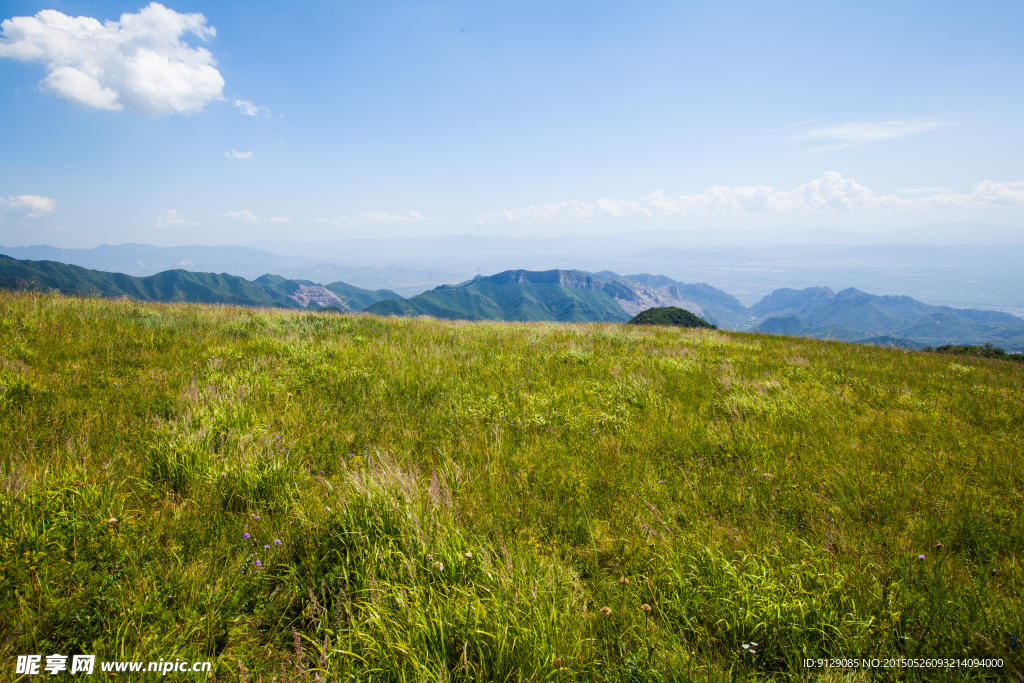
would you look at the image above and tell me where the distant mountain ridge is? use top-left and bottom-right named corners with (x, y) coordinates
top-left (364, 269), bottom-right (747, 326)
top-left (0, 243), bottom-right (472, 297)
top-left (749, 287), bottom-right (1024, 350)
top-left (0, 255), bottom-right (400, 312)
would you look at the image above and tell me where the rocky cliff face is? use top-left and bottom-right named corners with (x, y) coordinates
top-left (613, 283), bottom-right (704, 317)
top-left (287, 283), bottom-right (346, 309)
top-left (477, 269), bottom-right (597, 289)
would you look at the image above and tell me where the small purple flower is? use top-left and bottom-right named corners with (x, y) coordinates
top-left (254, 560), bottom-right (261, 567)
top-left (242, 533), bottom-right (251, 540)
top-left (263, 545), bottom-right (270, 550)
top-left (254, 516), bottom-right (260, 521)
top-left (319, 470), bottom-right (325, 475)
top-left (658, 480), bottom-right (664, 484)
top-left (274, 539), bottom-right (282, 545)
top-left (244, 525), bottom-right (248, 529)
top-left (918, 554), bottom-right (925, 561)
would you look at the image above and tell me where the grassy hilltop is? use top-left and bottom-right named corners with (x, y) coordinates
top-left (1, 292), bottom-right (1022, 681)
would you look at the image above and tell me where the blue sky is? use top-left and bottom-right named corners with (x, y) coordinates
top-left (1, 0), bottom-right (1022, 247)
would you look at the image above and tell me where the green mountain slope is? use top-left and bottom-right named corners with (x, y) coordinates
top-left (0, 255), bottom-right (394, 312)
top-left (750, 286), bottom-right (1024, 351)
top-left (626, 306), bottom-right (716, 328)
top-left (366, 270), bottom-right (634, 322)
top-left (364, 269), bottom-right (747, 324)
top-left (324, 281), bottom-right (402, 309)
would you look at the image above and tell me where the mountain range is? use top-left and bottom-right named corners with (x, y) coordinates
top-left (0, 255), bottom-right (400, 311)
top-left (2, 254), bottom-right (1022, 352)
top-left (6, 240), bottom-right (1024, 313)
top-left (0, 243), bottom-right (472, 297)
top-left (749, 287), bottom-right (1024, 350)
top-left (365, 269), bottom-right (748, 326)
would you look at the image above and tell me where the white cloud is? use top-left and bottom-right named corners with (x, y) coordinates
top-left (475, 172), bottom-right (1024, 225)
top-left (232, 98), bottom-right (268, 117)
top-left (792, 118), bottom-right (952, 150)
top-left (0, 194), bottom-right (56, 218)
top-left (265, 216), bottom-right (291, 223)
top-left (224, 209), bottom-right (260, 224)
top-left (0, 3), bottom-right (224, 116)
top-left (154, 209), bottom-right (197, 227)
top-left (355, 210), bottom-right (430, 224)
top-left (225, 149), bottom-right (253, 159)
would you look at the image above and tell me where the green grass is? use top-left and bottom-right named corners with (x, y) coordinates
top-left (1, 291), bottom-right (1022, 681)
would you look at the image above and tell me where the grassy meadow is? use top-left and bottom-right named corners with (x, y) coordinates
top-left (1, 291), bottom-right (1022, 681)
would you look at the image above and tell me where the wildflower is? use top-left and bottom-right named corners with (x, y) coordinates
top-left (426, 554), bottom-right (434, 562)
top-left (274, 539), bottom-right (282, 545)
top-left (319, 470), bottom-right (325, 476)
top-left (658, 480), bottom-right (664, 484)
top-left (641, 603), bottom-right (652, 613)
top-left (263, 545), bottom-right (270, 550)
top-left (464, 552), bottom-right (473, 560)
top-left (599, 607), bottom-right (612, 616)
top-left (433, 561), bottom-right (444, 572)
top-left (618, 576), bottom-right (629, 586)
top-left (220, 472), bottom-right (227, 479)
top-left (918, 554), bottom-right (925, 561)
top-left (254, 560), bottom-right (261, 568)
top-left (107, 518), bottom-right (118, 526)
top-left (243, 533), bottom-right (251, 540)
top-left (254, 516), bottom-right (260, 521)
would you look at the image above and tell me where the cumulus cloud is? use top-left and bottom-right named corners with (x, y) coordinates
top-left (225, 149), bottom-right (253, 159)
top-left (265, 216), bottom-right (291, 223)
top-left (475, 172), bottom-right (1024, 225)
top-left (224, 209), bottom-right (260, 223)
top-left (154, 209), bottom-right (197, 228)
top-left (0, 194), bottom-right (56, 218)
top-left (0, 3), bottom-right (224, 116)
